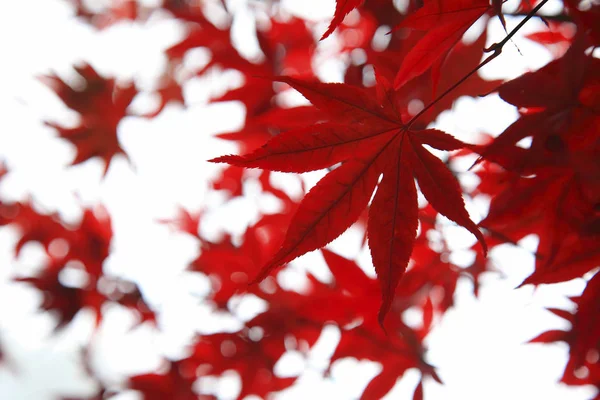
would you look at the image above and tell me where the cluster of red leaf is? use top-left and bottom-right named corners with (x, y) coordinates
top-left (0, 187), bottom-right (155, 330)
top-left (1, 0), bottom-right (599, 399)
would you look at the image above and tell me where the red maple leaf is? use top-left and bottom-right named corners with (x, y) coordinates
top-left (390, 0), bottom-right (491, 89)
top-left (40, 64), bottom-right (137, 173)
top-left (128, 360), bottom-right (201, 400)
top-left (344, 23), bottom-right (501, 126)
top-left (15, 257), bottom-right (106, 330)
top-left (477, 34), bottom-right (600, 285)
top-left (321, 0), bottom-right (366, 40)
top-left (211, 73), bottom-right (486, 324)
top-left (0, 202), bottom-right (113, 279)
top-left (189, 333), bottom-right (297, 399)
top-left (529, 271), bottom-right (600, 393)
top-left (477, 33), bottom-right (599, 173)
top-left (186, 246), bottom-right (437, 400)
top-left (188, 208), bottom-right (295, 308)
top-left (141, 73), bottom-right (185, 118)
top-left (4, 201), bottom-right (156, 329)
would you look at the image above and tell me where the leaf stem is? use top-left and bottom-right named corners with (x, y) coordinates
top-left (406, 0), bottom-right (550, 129)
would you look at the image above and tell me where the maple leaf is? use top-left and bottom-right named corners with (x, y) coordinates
top-left (525, 21), bottom-right (574, 58)
top-left (3, 200), bottom-right (157, 329)
top-left (210, 165), bottom-right (245, 198)
top-left (391, 0), bottom-right (491, 89)
top-left (0, 201), bottom-right (66, 256)
top-left (188, 208), bottom-right (295, 308)
top-left (209, 108), bottom-right (325, 200)
top-left (141, 73), bottom-right (185, 118)
top-left (214, 106), bottom-right (326, 165)
top-left (2, 1), bottom-right (600, 399)
top-left (321, 0), bottom-right (366, 40)
top-left (331, 289), bottom-right (439, 400)
top-left (172, 15), bottom-right (319, 202)
top-left (344, 25), bottom-right (501, 126)
top-left (207, 16), bottom-right (316, 135)
top-left (69, 207), bottom-right (113, 280)
top-left (128, 360), bottom-right (200, 400)
top-left (478, 158), bottom-right (599, 285)
top-left (477, 34), bottom-right (600, 285)
top-left (166, 16), bottom-right (230, 60)
top-left (565, 0), bottom-right (600, 46)
top-left (160, 205), bottom-right (441, 398)
top-left (2, 202), bottom-right (113, 278)
top-left (529, 272), bottom-right (600, 392)
top-left (477, 33), bottom-right (599, 172)
top-left (189, 333), bottom-right (297, 398)
top-left (15, 257), bottom-right (106, 330)
top-left (211, 74), bottom-right (486, 323)
top-left (162, 179), bottom-right (299, 309)
top-left (40, 64), bottom-right (136, 173)
top-left (190, 248), bottom-right (436, 400)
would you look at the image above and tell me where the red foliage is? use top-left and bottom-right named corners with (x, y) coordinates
top-left (1, 0), bottom-right (599, 399)
top-left (1, 200), bottom-right (155, 329)
top-left (40, 64), bottom-right (137, 172)
top-left (530, 272), bottom-right (600, 392)
top-left (211, 75), bottom-right (487, 324)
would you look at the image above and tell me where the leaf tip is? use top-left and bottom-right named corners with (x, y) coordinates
top-left (467, 155), bottom-right (484, 171)
top-left (377, 300), bottom-right (392, 334)
top-left (319, 30), bottom-right (333, 41)
top-left (249, 256), bottom-right (285, 285)
top-left (208, 155), bottom-right (239, 164)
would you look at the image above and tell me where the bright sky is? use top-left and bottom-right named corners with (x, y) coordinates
top-left (0, 0), bottom-right (596, 399)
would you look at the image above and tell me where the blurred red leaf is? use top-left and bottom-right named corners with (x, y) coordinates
top-left (40, 64), bottom-right (136, 172)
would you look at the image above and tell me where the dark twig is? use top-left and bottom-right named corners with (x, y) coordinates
top-left (503, 12), bottom-right (572, 23)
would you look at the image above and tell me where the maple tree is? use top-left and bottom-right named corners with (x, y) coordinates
top-left (0, 0), bottom-right (599, 399)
